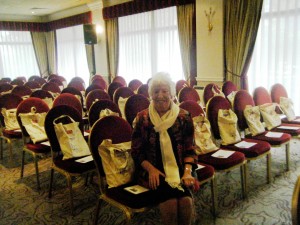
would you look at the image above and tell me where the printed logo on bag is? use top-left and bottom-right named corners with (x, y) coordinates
top-left (67, 130), bottom-right (73, 134)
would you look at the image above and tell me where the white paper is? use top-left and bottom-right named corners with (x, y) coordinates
top-left (196, 164), bottom-right (205, 170)
top-left (14, 129), bottom-right (22, 132)
top-left (84, 131), bottom-right (89, 137)
top-left (75, 155), bottom-right (93, 163)
top-left (40, 141), bottom-right (50, 146)
top-left (211, 149), bottom-right (234, 158)
top-left (265, 132), bottom-right (283, 138)
top-left (234, 141), bottom-right (257, 148)
top-left (124, 185), bottom-right (149, 194)
top-left (277, 126), bottom-right (300, 130)
top-left (293, 118), bottom-right (300, 122)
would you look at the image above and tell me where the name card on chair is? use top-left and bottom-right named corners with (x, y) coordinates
top-left (234, 141), bottom-right (257, 148)
top-left (211, 149), bottom-right (234, 158)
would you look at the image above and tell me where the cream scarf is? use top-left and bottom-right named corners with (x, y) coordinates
top-left (149, 101), bottom-right (183, 191)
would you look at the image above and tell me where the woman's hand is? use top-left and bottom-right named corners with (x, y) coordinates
top-left (141, 160), bottom-right (165, 190)
top-left (181, 167), bottom-right (195, 187)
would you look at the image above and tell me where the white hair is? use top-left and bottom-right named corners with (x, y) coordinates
top-left (148, 72), bottom-right (176, 97)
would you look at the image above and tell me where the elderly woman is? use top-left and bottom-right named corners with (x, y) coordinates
top-left (131, 72), bottom-right (197, 225)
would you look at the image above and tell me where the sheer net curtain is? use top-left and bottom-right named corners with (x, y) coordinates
top-left (56, 25), bottom-right (89, 86)
top-left (248, 0), bottom-right (300, 114)
top-left (0, 31), bottom-right (39, 79)
top-left (118, 6), bottom-right (184, 84)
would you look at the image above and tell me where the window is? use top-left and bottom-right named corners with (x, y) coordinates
top-left (118, 6), bottom-right (184, 84)
top-left (56, 25), bottom-right (89, 86)
top-left (248, 0), bottom-right (300, 113)
top-left (0, 31), bottom-right (39, 79)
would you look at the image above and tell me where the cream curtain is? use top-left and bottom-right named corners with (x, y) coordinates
top-left (31, 32), bottom-right (49, 78)
top-left (85, 44), bottom-right (95, 83)
top-left (45, 31), bottom-right (57, 76)
top-left (224, 0), bottom-right (263, 90)
top-left (105, 18), bottom-right (119, 83)
top-left (177, 4), bottom-right (194, 81)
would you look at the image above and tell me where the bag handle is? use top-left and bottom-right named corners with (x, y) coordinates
top-left (53, 114), bottom-right (76, 125)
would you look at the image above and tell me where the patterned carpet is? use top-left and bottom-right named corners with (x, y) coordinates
top-left (0, 138), bottom-right (299, 225)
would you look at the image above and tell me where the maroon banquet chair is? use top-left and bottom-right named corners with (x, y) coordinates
top-left (89, 115), bottom-right (157, 224)
top-left (112, 76), bottom-right (127, 86)
top-left (108, 81), bottom-right (124, 101)
top-left (85, 84), bottom-right (103, 97)
top-left (0, 93), bottom-right (23, 160)
top-left (28, 75), bottom-right (41, 82)
top-left (222, 81), bottom-right (238, 97)
top-left (113, 87), bottom-right (135, 105)
top-left (176, 79), bottom-right (189, 96)
top-left (124, 94), bottom-right (150, 127)
top-left (45, 105), bottom-right (96, 214)
top-left (85, 89), bottom-right (111, 111)
top-left (88, 99), bottom-right (121, 127)
top-left (30, 89), bottom-right (53, 100)
top-left (179, 100), bottom-right (205, 118)
top-left (53, 93), bottom-right (83, 117)
top-left (203, 83), bottom-right (224, 106)
top-left (11, 85), bottom-right (32, 99)
top-left (16, 97), bottom-right (51, 190)
top-left (128, 79), bottom-right (143, 92)
top-left (68, 80), bottom-right (85, 92)
top-left (61, 87), bottom-right (84, 109)
top-left (10, 78), bottom-right (25, 86)
top-left (24, 81), bottom-right (41, 90)
top-left (178, 86), bottom-right (200, 103)
top-left (91, 78), bottom-right (108, 91)
top-left (41, 82), bottom-right (61, 97)
top-left (0, 83), bottom-right (13, 94)
top-left (49, 78), bottom-right (64, 90)
top-left (30, 76), bottom-right (46, 86)
top-left (137, 84), bottom-right (149, 99)
top-left (70, 77), bottom-right (85, 87)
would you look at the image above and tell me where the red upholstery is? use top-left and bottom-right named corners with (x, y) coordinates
top-left (86, 89), bottom-right (111, 111)
top-left (91, 74), bottom-right (104, 82)
top-left (0, 83), bottom-right (13, 94)
top-left (85, 84), bottom-right (103, 96)
top-left (88, 99), bottom-right (121, 127)
top-left (113, 87), bottom-right (135, 104)
top-left (176, 80), bottom-right (189, 96)
top-left (30, 90), bottom-right (53, 100)
top-left (10, 79), bottom-right (25, 86)
top-left (49, 78), bottom-right (64, 88)
top-left (253, 86), bottom-right (272, 105)
top-left (91, 78), bottom-right (107, 91)
top-left (62, 87), bottom-right (84, 107)
top-left (0, 93), bottom-right (23, 129)
top-left (137, 84), bottom-right (149, 98)
top-left (178, 87), bottom-right (200, 103)
top-left (30, 76), bottom-right (46, 86)
top-left (28, 75), bottom-right (41, 82)
top-left (112, 76), bottom-right (127, 86)
top-left (67, 80), bottom-right (85, 92)
top-left (24, 81), bottom-right (41, 90)
top-left (53, 93), bottom-right (82, 117)
top-left (70, 77), bottom-right (85, 87)
top-left (108, 82), bottom-right (124, 101)
top-left (41, 82), bottom-right (61, 94)
top-left (222, 81), bottom-right (238, 97)
top-left (206, 96), bottom-right (231, 139)
top-left (0, 77), bottom-right (11, 83)
top-left (128, 79), bottom-right (143, 92)
top-left (125, 94), bottom-right (150, 126)
top-left (196, 163), bottom-right (215, 182)
top-left (270, 83), bottom-right (288, 104)
top-left (11, 85), bottom-right (32, 98)
top-left (203, 83), bottom-right (223, 105)
top-left (47, 74), bottom-right (60, 81)
top-left (179, 100), bottom-right (205, 118)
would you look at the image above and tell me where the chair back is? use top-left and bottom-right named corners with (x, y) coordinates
top-left (89, 99), bottom-right (121, 127)
top-left (233, 90), bottom-right (255, 131)
top-left (108, 82), bottom-right (124, 101)
top-left (113, 87), bottom-right (135, 104)
top-left (30, 76), bottom-right (46, 86)
top-left (137, 84), bottom-right (149, 98)
top-left (67, 80), bottom-right (85, 92)
top-left (89, 116), bottom-right (132, 177)
top-left (86, 89), bottom-right (111, 111)
top-left (178, 87), bottom-right (200, 103)
top-left (24, 81), bottom-right (41, 90)
top-left (47, 74), bottom-right (59, 81)
top-left (10, 79), bottom-right (25, 86)
top-left (49, 78), bottom-right (64, 90)
top-left (11, 85), bottom-right (32, 98)
top-left (91, 78), bottom-right (107, 91)
top-left (53, 93), bottom-right (83, 117)
top-left (179, 100), bottom-right (205, 118)
top-left (128, 79), bottom-right (143, 92)
top-left (62, 87), bottom-right (84, 107)
top-left (30, 90), bottom-right (53, 100)
top-left (206, 96), bottom-right (231, 139)
top-left (0, 93), bottom-right (23, 127)
top-left (41, 82), bottom-right (61, 95)
top-left (125, 94), bottom-right (150, 126)
top-left (112, 76), bottom-right (127, 86)
top-left (0, 83), bottom-right (13, 94)
top-left (176, 80), bottom-right (189, 96)
top-left (222, 81), bottom-right (238, 97)
top-left (91, 74), bottom-right (104, 82)
top-left (85, 84), bottom-right (103, 97)
top-left (253, 86), bottom-right (272, 106)
top-left (292, 175), bottom-right (300, 225)
top-left (1, 77), bottom-right (11, 83)
top-left (270, 83), bottom-right (288, 104)
top-left (203, 83), bottom-right (223, 105)
top-left (16, 97), bottom-right (49, 138)
top-left (28, 75), bottom-right (41, 82)
top-left (70, 77), bottom-right (85, 87)
top-left (45, 105), bottom-right (83, 154)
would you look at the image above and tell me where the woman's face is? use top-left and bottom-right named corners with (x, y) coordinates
top-left (151, 83), bottom-right (172, 115)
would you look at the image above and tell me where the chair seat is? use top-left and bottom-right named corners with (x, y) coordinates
top-left (198, 150), bottom-right (245, 170)
top-left (246, 131), bottom-right (291, 146)
top-left (221, 138), bottom-right (271, 158)
top-left (271, 123), bottom-right (300, 136)
top-left (196, 163), bottom-right (215, 182)
top-left (53, 155), bottom-right (95, 174)
top-left (105, 183), bottom-right (159, 209)
top-left (3, 129), bottom-right (22, 138)
top-left (25, 143), bottom-right (51, 154)
top-left (282, 116), bottom-right (300, 124)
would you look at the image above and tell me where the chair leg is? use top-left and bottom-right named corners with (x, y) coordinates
top-left (48, 168), bottom-right (54, 198)
top-left (0, 138), bottom-right (3, 159)
top-left (66, 174), bottom-right (74, 215)
top-left (93, 199), bottom-right (101, 225)
top-left (210, 177), bottom-right (217, 217)
top-left (8, 138), bottom-right (13, 162)
top-left (285, 142), bottom-right (290, 171)
top-left (33, 154), bottom-right (40, 190)
top-left (266, 153), bottom-right (272, 184)
top-left (241, 163), bottom-right (247, 199)
top-left (20, 150), bottom-right (25, 178)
